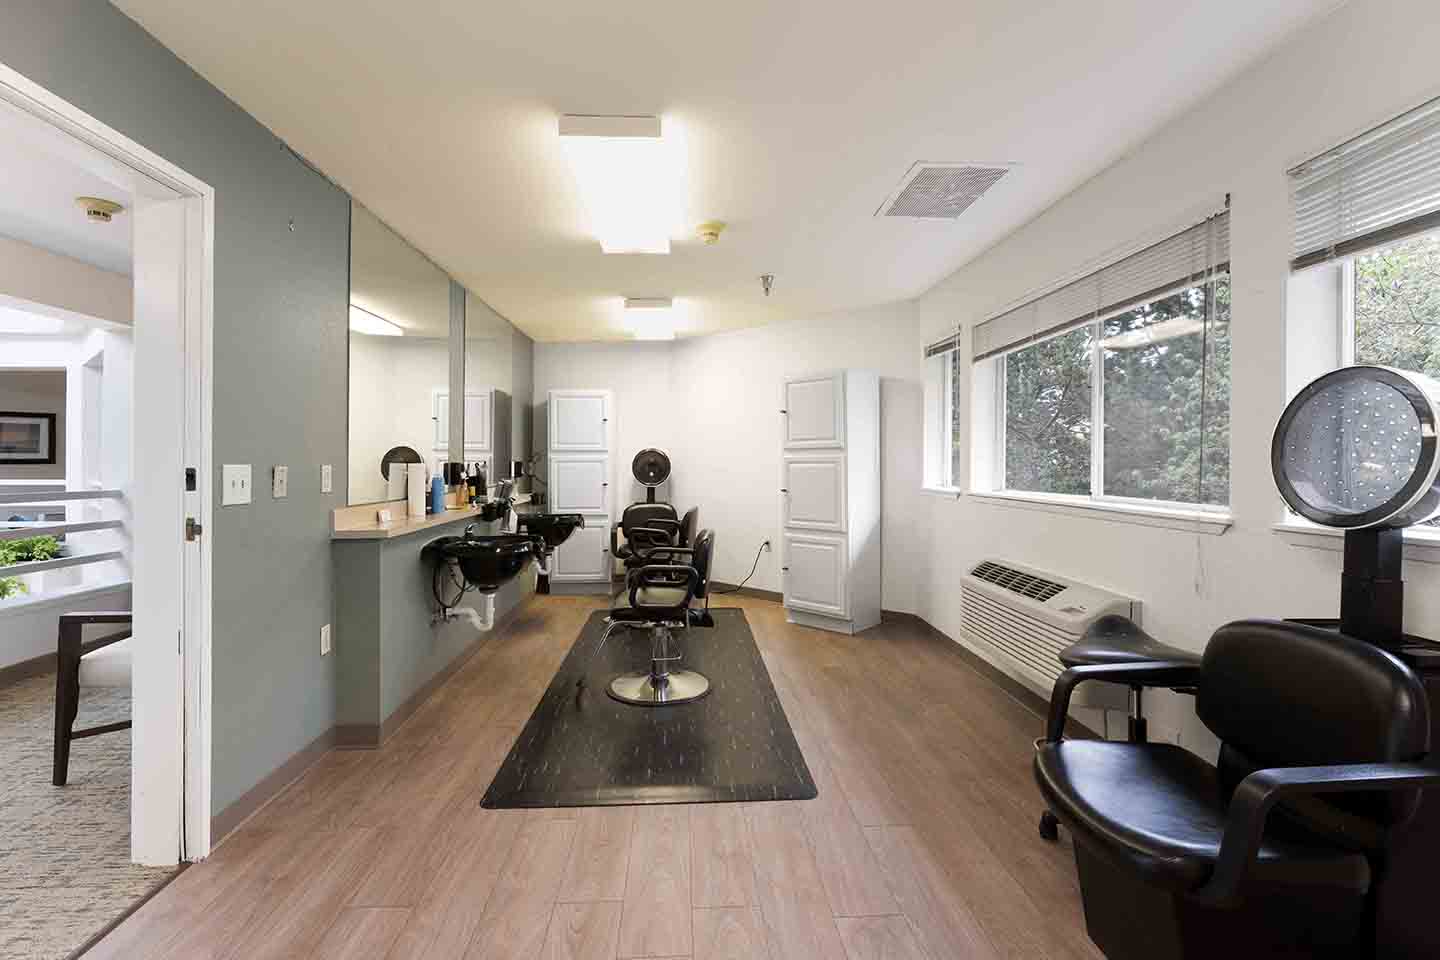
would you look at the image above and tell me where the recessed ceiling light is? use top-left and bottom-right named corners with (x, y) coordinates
top-left (560, 115), bottom-right (680, 255)
top-left (623, 297), bottom-right (676, 340)
top-left (349, 304), bottom-right (403, 336)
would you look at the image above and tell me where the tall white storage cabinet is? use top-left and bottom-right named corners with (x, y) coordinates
top-left (547, 389), bottom-right (614, 593)
top-left (781, 371), bottom-right (881, 634)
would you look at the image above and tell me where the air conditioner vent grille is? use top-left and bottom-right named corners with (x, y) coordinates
top-left (879, 163), bottom-right (1010, 219)
top-left (969, 560), bottom-right (1066, 603)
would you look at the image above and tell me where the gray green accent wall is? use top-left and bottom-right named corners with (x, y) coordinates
top-left (0, 0), bottom-right (350, 815)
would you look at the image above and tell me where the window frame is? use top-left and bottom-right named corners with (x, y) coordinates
top-left (983, 274), bottom-right (1231, 515)
top-left (923, 343), bottom-right (964, 493)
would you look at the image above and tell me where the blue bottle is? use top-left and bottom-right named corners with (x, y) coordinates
top-left (430, 474), bottom-right (444, 515)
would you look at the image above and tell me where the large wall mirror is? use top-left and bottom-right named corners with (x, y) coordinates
top-left (347, 202), bottom-right (455, 505)
top-left (348, 202), bottom-right (532, 506)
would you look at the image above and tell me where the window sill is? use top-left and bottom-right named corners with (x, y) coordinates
top-left (965, 489), bottom-right (1233, 535)
top-left (1272, 520), bottom-right (1440, 565)
top-left (920, 485), bottom-right (964, 498)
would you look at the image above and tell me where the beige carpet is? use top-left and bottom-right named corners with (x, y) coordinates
top-left (0, 672), bottom-right (175, 960)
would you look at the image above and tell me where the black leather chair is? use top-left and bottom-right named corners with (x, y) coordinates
top-left (598, 528), bottom-right (715, 706)
top-left (611, 501), bottom-right (679, 567)
top-left (1036, 619), bottom-right (1440, 959)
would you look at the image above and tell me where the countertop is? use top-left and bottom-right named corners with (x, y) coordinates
top-left (331, 494), bottom-right (534, 541)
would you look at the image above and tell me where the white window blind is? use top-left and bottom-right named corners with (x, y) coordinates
top-left (971, 211), bottom-right (1229, 362)
top-left (1289, 94), bottom-right (1440, 270)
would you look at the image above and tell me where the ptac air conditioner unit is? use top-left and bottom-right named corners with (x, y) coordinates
top-left (960, 559), bottom-right (1140, 707)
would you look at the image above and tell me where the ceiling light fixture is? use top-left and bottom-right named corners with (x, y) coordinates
top-left (623, 297), bottom-right (677, 340)
top-left (560, 115), bottom-right (679, 255)
top-left (349, 304), bottom-right (403, 337)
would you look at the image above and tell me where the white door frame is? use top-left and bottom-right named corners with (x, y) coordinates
top-left (0, 63), bottom-right (215, 864)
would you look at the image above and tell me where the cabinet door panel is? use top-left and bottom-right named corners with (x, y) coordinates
top-left (464, 392), bottom-right (492, 450)
top-left (783, 532), bottom-right (848, 618)
top-left (433, 391), bottom-right (449, 451)
top-left (551, 391), bottom-right (609, 451)
top-left (550, 455), bottom-right (610, 514)
top-left (782, 454), bottom-right (846, 531)
top-left (552, 522), bottom-right (610, 581)
top-left (783, 374), bottom-right (845, 449)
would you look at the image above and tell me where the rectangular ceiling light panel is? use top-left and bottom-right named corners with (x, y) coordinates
top-left (877, 162), bottom-right (1011, 219)
top-left (623, 296), bottom-right (676, 340)
top-left (561, 114), bottom-right (677, 254)
top-left (349, 304), bottom-right (403, 336)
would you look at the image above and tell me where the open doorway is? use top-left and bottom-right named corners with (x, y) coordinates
top-left (0, 61), bottom-right (213, 957)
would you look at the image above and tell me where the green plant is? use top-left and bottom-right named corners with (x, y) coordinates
top-left (0, 576), bottom-right (27, 600)
top-left (0, 535), bottom-right (60, 567)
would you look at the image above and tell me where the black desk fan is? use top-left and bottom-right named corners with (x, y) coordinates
top-left (632, 448), bottom-right (671, 503)
top-left (1272, 364), bottom-right (1440, 956)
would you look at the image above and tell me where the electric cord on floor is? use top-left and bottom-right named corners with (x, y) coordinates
top-left (715, 542), bottom-right (767, 595)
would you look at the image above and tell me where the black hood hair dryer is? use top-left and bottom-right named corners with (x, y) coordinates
top-left (1272, 365), bottom-right (1440, 649)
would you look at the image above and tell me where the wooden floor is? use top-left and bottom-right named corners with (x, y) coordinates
top-left (88, 595), bottom-right (1101, 959)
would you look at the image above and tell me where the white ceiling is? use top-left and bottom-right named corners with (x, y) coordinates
top-left (0, 134), bottom-right (132, 276)
top-left (350, 202), bottom-right (452, 338)
top-left (114, 0), bottom-right (1335, 342)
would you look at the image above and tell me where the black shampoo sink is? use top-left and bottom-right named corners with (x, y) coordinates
top-left (422, 534), bottom-right (534, 592)
top-left (517, 513), bottom-right (586, 551)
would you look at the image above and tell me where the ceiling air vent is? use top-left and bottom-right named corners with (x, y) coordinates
top-left (969, 560), bottom-right (1066, 603)
top-left (877, 162), bottom-right (1010, 219)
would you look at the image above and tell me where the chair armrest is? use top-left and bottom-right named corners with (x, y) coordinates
top-left (630, 564), bottom-right (700, 609)
top-left (1045, 661), bottom-right (1202, 742)
top-left (1198, 762), bottom-right (1440, 906)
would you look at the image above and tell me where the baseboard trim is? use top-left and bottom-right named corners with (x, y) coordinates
top-left (210, 595), bottom-right (531, 845)
top-left (0, 650), bottom-right (53, 689)
top-left (888, 610), bottom-right (1102, 738)
top-left (710, 583), bottom-right (783, 603)
top-left (210, 726), bottom-right (335, 844)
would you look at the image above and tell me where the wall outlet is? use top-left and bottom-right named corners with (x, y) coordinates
top-left (272, 464), bottom-right (289, 499)
top-left (321, 463), bottom-right (333, 494)
top-left (222, 464), bottom-right (252, 505)
top-left (320, 623), bottom-right (332, 656)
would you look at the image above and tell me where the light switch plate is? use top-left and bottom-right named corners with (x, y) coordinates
top-left (222, 464), bottom-right (252, 505)
top-left (321, 463), bottom-right (333, 494)
top-left (272, 464), bottom-right (289, 499)
top-left (320, 623), bottom-right (332, 656)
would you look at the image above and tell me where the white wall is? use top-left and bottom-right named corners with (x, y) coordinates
top-left (534, 301), bottom-right (926, 609)
top-left (908, 0), bottom-right (1440, 756)
top-left (0, 235), bottom-right (132, 326)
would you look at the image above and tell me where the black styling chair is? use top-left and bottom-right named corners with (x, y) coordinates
top-left (1035, 619), bottom-right (1440, 960)
top-left (611, 501), bottom-right (680, 568)
top-left (590, 528), bottom-right (716, 706)
top-left (1038, 614), bottom-right (1201, 841)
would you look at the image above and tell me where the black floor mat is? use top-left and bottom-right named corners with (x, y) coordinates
top-left (481, 607), bottom-right (817, 808)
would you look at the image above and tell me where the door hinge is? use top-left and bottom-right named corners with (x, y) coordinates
top-left (185, 467), bottom-right (197, 492)
top-left (185, 517), bottom-right (203, 541)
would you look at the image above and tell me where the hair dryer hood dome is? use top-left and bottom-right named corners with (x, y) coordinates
top-left (1272, 365), bottom-right (1440, 529)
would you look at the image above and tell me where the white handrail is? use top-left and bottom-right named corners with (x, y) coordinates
top-left (0, 519), bottom-right (124, 542)
top-left (0, 550), bottom-right (125, 577)
top-left (0, 488), bottom-right (124, 505)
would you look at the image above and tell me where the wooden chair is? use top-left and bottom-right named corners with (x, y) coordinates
top-left (53, 610), bottom-right (134, 786)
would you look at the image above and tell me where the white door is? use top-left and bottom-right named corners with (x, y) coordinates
top-left (464, 392), bottom-right (492, 451)
top-left (550, 390), bottom-right (609, 451)
top-left (783, 373), bottom-right (845, 449)
top-left (550, 454), bottom-right (610, 514)
top-left (552, 522), bottom-right (610, 581)
top-left (783, 531), bottom-right (848, 618)
top-left (782, 454), bottom-right (847, 532)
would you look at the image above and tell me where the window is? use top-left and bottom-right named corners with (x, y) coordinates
top-left (1347, 232), bottom-right (1440, 375)
top-left (970, 211), bottom-right (1231, 510)
top-left (998, 278), bottom-right (1230, 506)
top-left (923, 338), bottom-right (964, 489)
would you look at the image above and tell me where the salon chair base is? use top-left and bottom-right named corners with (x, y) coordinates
top-left (608, 669), bottom-right (711, 705)
top-left (1074, 843), bottom-right (1365, 960)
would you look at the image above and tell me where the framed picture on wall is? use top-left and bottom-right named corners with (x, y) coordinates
top-left (0, 411), bottom-right (57, 465)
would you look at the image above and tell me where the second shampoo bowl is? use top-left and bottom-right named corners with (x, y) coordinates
top-left (517, 513), bottom-right (586, 551)
top-left (422, 534), bottom-right (535, 592)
